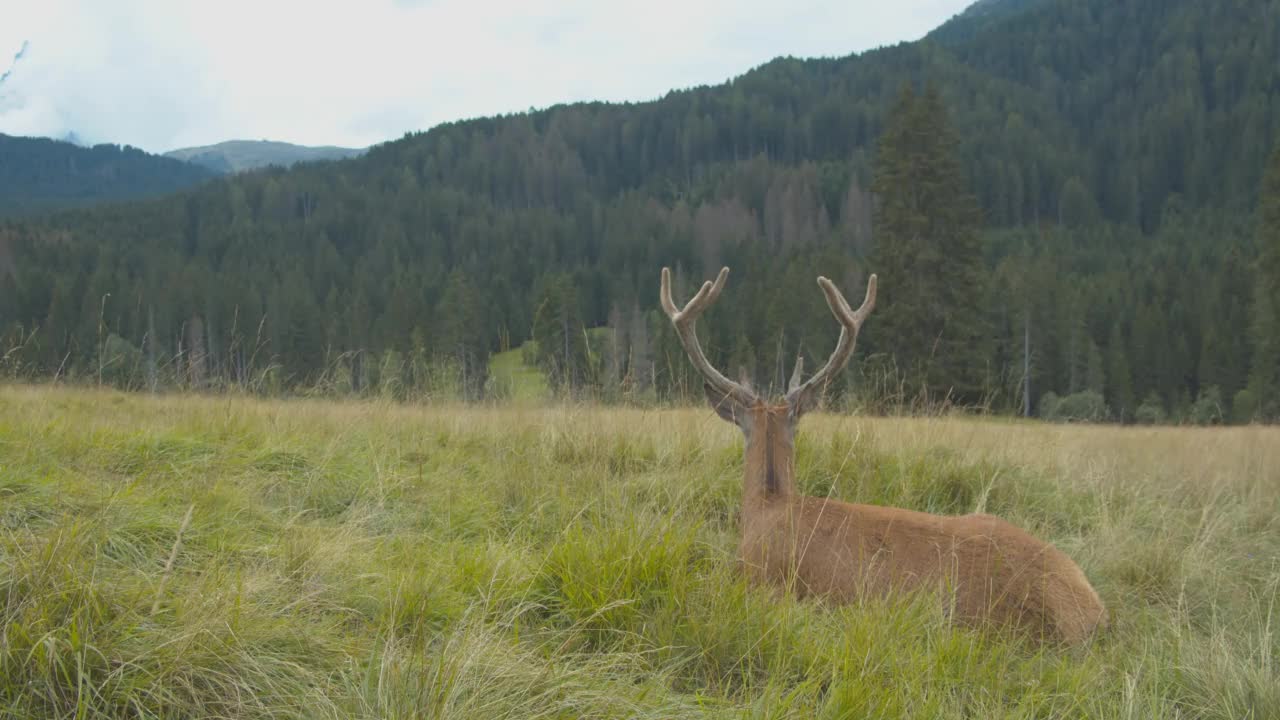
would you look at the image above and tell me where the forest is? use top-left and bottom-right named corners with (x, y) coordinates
top-left (2, 0), bottom-right (1280, 423)
top-left (0, 134), bottom-right (214, 217)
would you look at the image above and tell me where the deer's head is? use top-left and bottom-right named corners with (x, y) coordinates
top-left (660, 266), bottom-right (876, 497)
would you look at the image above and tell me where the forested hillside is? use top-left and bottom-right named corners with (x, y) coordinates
top-left (164, 140), bottom-right (367, 174)
top-left (0, 134), bottom-right (215, 217)
top-left (2, 0), bottom-right (1279, 422)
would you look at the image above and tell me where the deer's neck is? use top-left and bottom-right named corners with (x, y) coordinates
top-left (743, 418), bottom-right (795, 511)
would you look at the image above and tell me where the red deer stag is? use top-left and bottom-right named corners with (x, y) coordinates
top-left (660, 266), bottom-right (1106, 645)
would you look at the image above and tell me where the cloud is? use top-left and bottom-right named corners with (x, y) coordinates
top-left (0, 40), bottom-right (29, 90)
top-left (0, 0), bottom-right (971, 153)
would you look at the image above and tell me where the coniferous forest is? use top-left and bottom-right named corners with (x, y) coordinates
top-left (3, 0), bottom-right (1280, 423)
top-left (0, 134), bottom-right (215, 217)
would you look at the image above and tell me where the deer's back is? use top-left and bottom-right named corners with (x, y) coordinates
top-left (740, 497), bottom-right (1106, 644)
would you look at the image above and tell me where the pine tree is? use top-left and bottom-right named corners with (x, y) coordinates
top-left (1106, 321), bottom-right (1134, 421)
top-left (604, 303), bottom-right (627, 395)
top-left (626, 302), bottom-right (653, 396)
top-left (532, 274), bottom-right (590, 394)
top-left (868, 83), bottom-right (990, 405)
top-left (436, 269), bottom-right (490, 399)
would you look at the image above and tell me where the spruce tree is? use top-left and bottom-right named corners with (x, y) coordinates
top-left (436, 269), bottom-right (491, 398)
top-left (869, 83), bottom-right (989, 405)
top-left (532, 274), bottom-right (590, 394)
top-left (1106, 321), bottom-right (1134, 421)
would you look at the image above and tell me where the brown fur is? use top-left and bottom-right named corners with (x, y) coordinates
top-left (663, 266), bottom-right (1105, 646)
top-left (728, 401), bottom-right (1106, 646)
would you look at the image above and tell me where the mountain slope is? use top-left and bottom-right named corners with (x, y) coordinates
top-left (1, 0), bottom-right (1277, 421)
top-left (165, 140), bottom-right (366, 173)
top-left (0, 134), bottom-right (216, 217)
top-left (942, 0), bottom-right (1280, 228)
top-left (928, 0), bottom-right (1047, 44)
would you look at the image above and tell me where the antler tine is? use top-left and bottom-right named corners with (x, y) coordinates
top-left (662, 266), bottom-right (729, 321)
top-left (786, 273), bottom-right (877, 405)
top-left (789, 354), bottom-right (805, 393)
top-left (660, 266), bottom-right (756, 404)
top-left (850, 273), bottom-right (877, 324)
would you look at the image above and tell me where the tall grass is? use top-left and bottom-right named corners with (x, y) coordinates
top-left (0, 385), bottom-right (1276, 718)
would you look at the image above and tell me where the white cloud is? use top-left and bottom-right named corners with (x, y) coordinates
top-left (0, 0), bottom-right (971, 153)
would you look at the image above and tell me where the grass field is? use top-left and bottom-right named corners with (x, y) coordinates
top-left (487, 344), bottom-right (550, 402)
top-left (0, 384), bottom-right (1277, 718)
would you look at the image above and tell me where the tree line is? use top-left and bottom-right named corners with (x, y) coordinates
top-left (1, 0), bottom-right (1279, 422)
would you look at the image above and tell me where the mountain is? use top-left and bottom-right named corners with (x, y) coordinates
top-left (2, 0), bottom-right (1278, 422)
top-left (929, 0), bottom-right (1047, 44)
top-left (165, 140), bottom-right (367, 173)
top-left (0, 133), bottom-right (216, 217)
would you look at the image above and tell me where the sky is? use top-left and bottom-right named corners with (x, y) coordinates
top-left (0, 0), bottom-right (973, 154)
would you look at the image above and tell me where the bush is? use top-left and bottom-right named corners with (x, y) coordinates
top-left (1232, 388), bottom-right (1258, 424)
top-left (1134, 393), bottom-right (1167, 425)
top-left (1041, 390), bottom-right (1109, 423)
top-left (99, 333), bottom-right (144, 389)
top-left (1038, 392), bottom-right (1060, 420)
top-left (1188, 386), bottom-right (1224, 426)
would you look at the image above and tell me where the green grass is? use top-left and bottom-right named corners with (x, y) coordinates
top-left (487, 343), bottom-right (549, 402)
top-left (0, 385), bottom-right (1277, 718)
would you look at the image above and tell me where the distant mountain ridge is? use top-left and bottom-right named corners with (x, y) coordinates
top-left (0, 133), bottom-right (215, 217)
top-left (165, 140), bottom-right (367, 173)
top-left (0, 134), bottom-right (367, 216)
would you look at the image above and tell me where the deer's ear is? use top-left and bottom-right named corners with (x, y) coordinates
top-left (704, 382), bottom-right (748, 427)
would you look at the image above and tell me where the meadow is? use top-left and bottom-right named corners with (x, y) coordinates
top-left (0, 384), bottom-right (1276, 718)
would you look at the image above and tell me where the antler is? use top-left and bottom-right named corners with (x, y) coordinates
top-left (660, 266), bottom-right (757, 406)
top-left (789, 354), bottom-right (805, 393)
top-left (785, 273), bottom-right (877, 406)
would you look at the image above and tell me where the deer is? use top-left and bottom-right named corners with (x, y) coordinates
top-left (660, 266), bottom-right (1106, 645)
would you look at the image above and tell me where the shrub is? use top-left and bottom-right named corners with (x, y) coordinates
top-left (1041, 390), bottom-right (1108, 423)
top-left (99, 333), bottom-right (144, 389)
top-left (1038, 392), bottom-right (1060, 420)
top-left (1134, 393), bottom-right (1167, 425)
top-left (1188, 386), bottom-right (1224, 426)
top-left (1231, 388), bottom-right (1258, 424)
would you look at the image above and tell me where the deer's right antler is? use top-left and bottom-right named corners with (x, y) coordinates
top-left (785, 273), bottom-right (877, 407)
top-left (660, 266), bottom-right (757, 406)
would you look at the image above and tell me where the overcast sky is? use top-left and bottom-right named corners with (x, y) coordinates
top-left (0, 0), bottom-right (972, 154)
